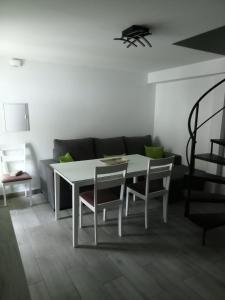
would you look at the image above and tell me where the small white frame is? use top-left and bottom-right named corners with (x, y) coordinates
top-left (2, 103), bottom-right (30, 132)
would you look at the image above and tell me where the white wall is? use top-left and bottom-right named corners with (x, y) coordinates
top-left (0, 58), bottom-right (154, 192)
top-left (148, 57), bottom-right (225, 84)
top-left (149, 60), bottom-right (225, 171)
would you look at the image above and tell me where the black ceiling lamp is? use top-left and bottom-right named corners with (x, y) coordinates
top-left (114, 25), bottom-right (152, 48)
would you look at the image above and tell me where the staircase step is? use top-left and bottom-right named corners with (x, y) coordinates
top-left (190, 170), bottom-right (225, 185)
top-left (188, 213), bottom-right (225, 230)
top-left (185, 190), bottom-right (225, 203)
top-left (211, 139), bottom-right (225, 146)
top-left (195, 153), bottom-right (225, 165)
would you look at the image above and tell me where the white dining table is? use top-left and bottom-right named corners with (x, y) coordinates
top-left (51, 154), bottom-right (149, 247)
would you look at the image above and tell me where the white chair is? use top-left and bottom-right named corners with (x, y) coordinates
top-left (125, 157), bottom-right (174, 229)
top-left (0, 144), bottom-right (32, 206)
top-left (79, 163), bottom-right (128, 245)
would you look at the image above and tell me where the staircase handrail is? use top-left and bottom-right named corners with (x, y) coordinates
top-left (188, 78), bottom-right (225, 140)
top-left (196, 105), bottom-right (225, 132)
top-left (186, 78), bottom-right (225, 166)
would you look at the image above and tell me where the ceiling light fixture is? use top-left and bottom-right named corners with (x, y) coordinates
top-left (9, 58), bottom-right (24, 67)
top-left (114, 25), bottom-right (152, 48)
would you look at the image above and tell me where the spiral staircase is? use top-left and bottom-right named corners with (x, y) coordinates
top-left (185, 78), bottom-right (225, 245)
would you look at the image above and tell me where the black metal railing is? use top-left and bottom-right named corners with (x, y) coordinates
top-left (185, 78), bottom-right (225, 216)
top-left (186, 78), bottom-right (225, 170)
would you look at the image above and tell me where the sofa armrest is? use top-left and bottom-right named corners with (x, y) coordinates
top-left (39, 159), bottom-right (56, 209)
top-left (39, 159), bottom-right (74, 210)
top-left (164, 152), bottom-right (182, 165)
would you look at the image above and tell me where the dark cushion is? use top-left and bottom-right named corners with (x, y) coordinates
top-left (53, 138), bottom-right (95, 161)
top-left (2, 172), bottom-right (32, 184)
top-left (95, 137), bottom-right (126, 158)
top-left (80, 187), bottom-right (120, 205)
top-left (127, 179), bottom-right (163, 195)
top-left (124, 135), bottom-right (152, 155)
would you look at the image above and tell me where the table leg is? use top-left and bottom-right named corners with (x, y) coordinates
top-left (72, 183), bottom-right (79, 248)
top-left (54, 171), bottom-right (60, 220)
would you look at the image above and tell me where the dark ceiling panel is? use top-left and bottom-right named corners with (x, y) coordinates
top-left (174, 26), bottom-right (225, 55)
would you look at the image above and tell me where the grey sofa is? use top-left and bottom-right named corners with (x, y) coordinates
top-left (40, 135), bottom-right (184, 210)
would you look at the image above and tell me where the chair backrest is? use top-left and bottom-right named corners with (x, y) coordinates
top-left (0, 144), bottom-right (27, 175)
top-left (94, 163), bottom-right (128, 206)
top-left (145, 156), bottom-right (174, 196)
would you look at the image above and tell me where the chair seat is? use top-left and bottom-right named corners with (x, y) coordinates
top-left (1, 172), bottom-right (32, 184)
top-left (80, 187), bottom-right (120, 205)
top-left (127, 179), bottom-right (164, 195)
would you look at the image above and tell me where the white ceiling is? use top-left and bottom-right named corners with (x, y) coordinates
top-left (0, 0), bottom-right (224, 72)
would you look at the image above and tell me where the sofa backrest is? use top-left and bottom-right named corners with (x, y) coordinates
top-left (53, 135), bottom-right (152, 161)
top-left (95, 137), bottom-right (126, 158)
top-left (124, 135), bottom-right (152, 155)
top-left (53, 138), bottom-right (95, 161)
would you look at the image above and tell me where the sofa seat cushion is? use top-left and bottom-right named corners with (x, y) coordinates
top-left (95, 137), bottom-right (126, 158)
top-left (125, 135), bottom-right (151, 155)
top-left (53, 138), bottom-right (95, 161)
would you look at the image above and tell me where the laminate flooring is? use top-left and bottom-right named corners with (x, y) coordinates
top-left (4, 194), bottom-right (225, 300)
top-left (0, 207), bottom-right (31, 300)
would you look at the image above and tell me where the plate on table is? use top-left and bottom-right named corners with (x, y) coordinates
top-left (100, 157), bottom-right (129, 166)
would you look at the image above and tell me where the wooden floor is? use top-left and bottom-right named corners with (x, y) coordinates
top-left (4, 194), bottom-right (225, 300)
top-left (0, 207), bottom-right (31, 300)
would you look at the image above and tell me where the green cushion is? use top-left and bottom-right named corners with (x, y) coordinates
top-left (58, 152), bottom-right (74, 163)
top-left (144, 146), bottom-right (164, 159)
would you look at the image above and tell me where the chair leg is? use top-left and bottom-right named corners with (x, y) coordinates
top-left (25, 184), bottom-right (28, 197)
top-left (133, 177), bottom-right (137, 202)
top-left (103, 208), bottom-right (107, 222)
top-left (29, 181), bottom-right (32, 206)
top-left (2, 185), bottom-right (7, 206)
top-left (79, 199), bottom-right (82, 228)
top-left (94, 210), bottom-right (98, 245)
top-left (125, 190), bottom-right (129, 216)
top-left (145, 198), bottom-right (148, 229)
top-left (118, 204), bottom-right (122, 237)
top-left (163, 194), bottom-right (168, 223)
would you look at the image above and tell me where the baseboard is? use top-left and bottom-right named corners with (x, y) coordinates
top-left (0, 189), bottom-right (41, 200)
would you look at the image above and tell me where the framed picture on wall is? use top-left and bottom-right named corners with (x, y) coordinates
top-left (2, 103), bottom-right (30, 132)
